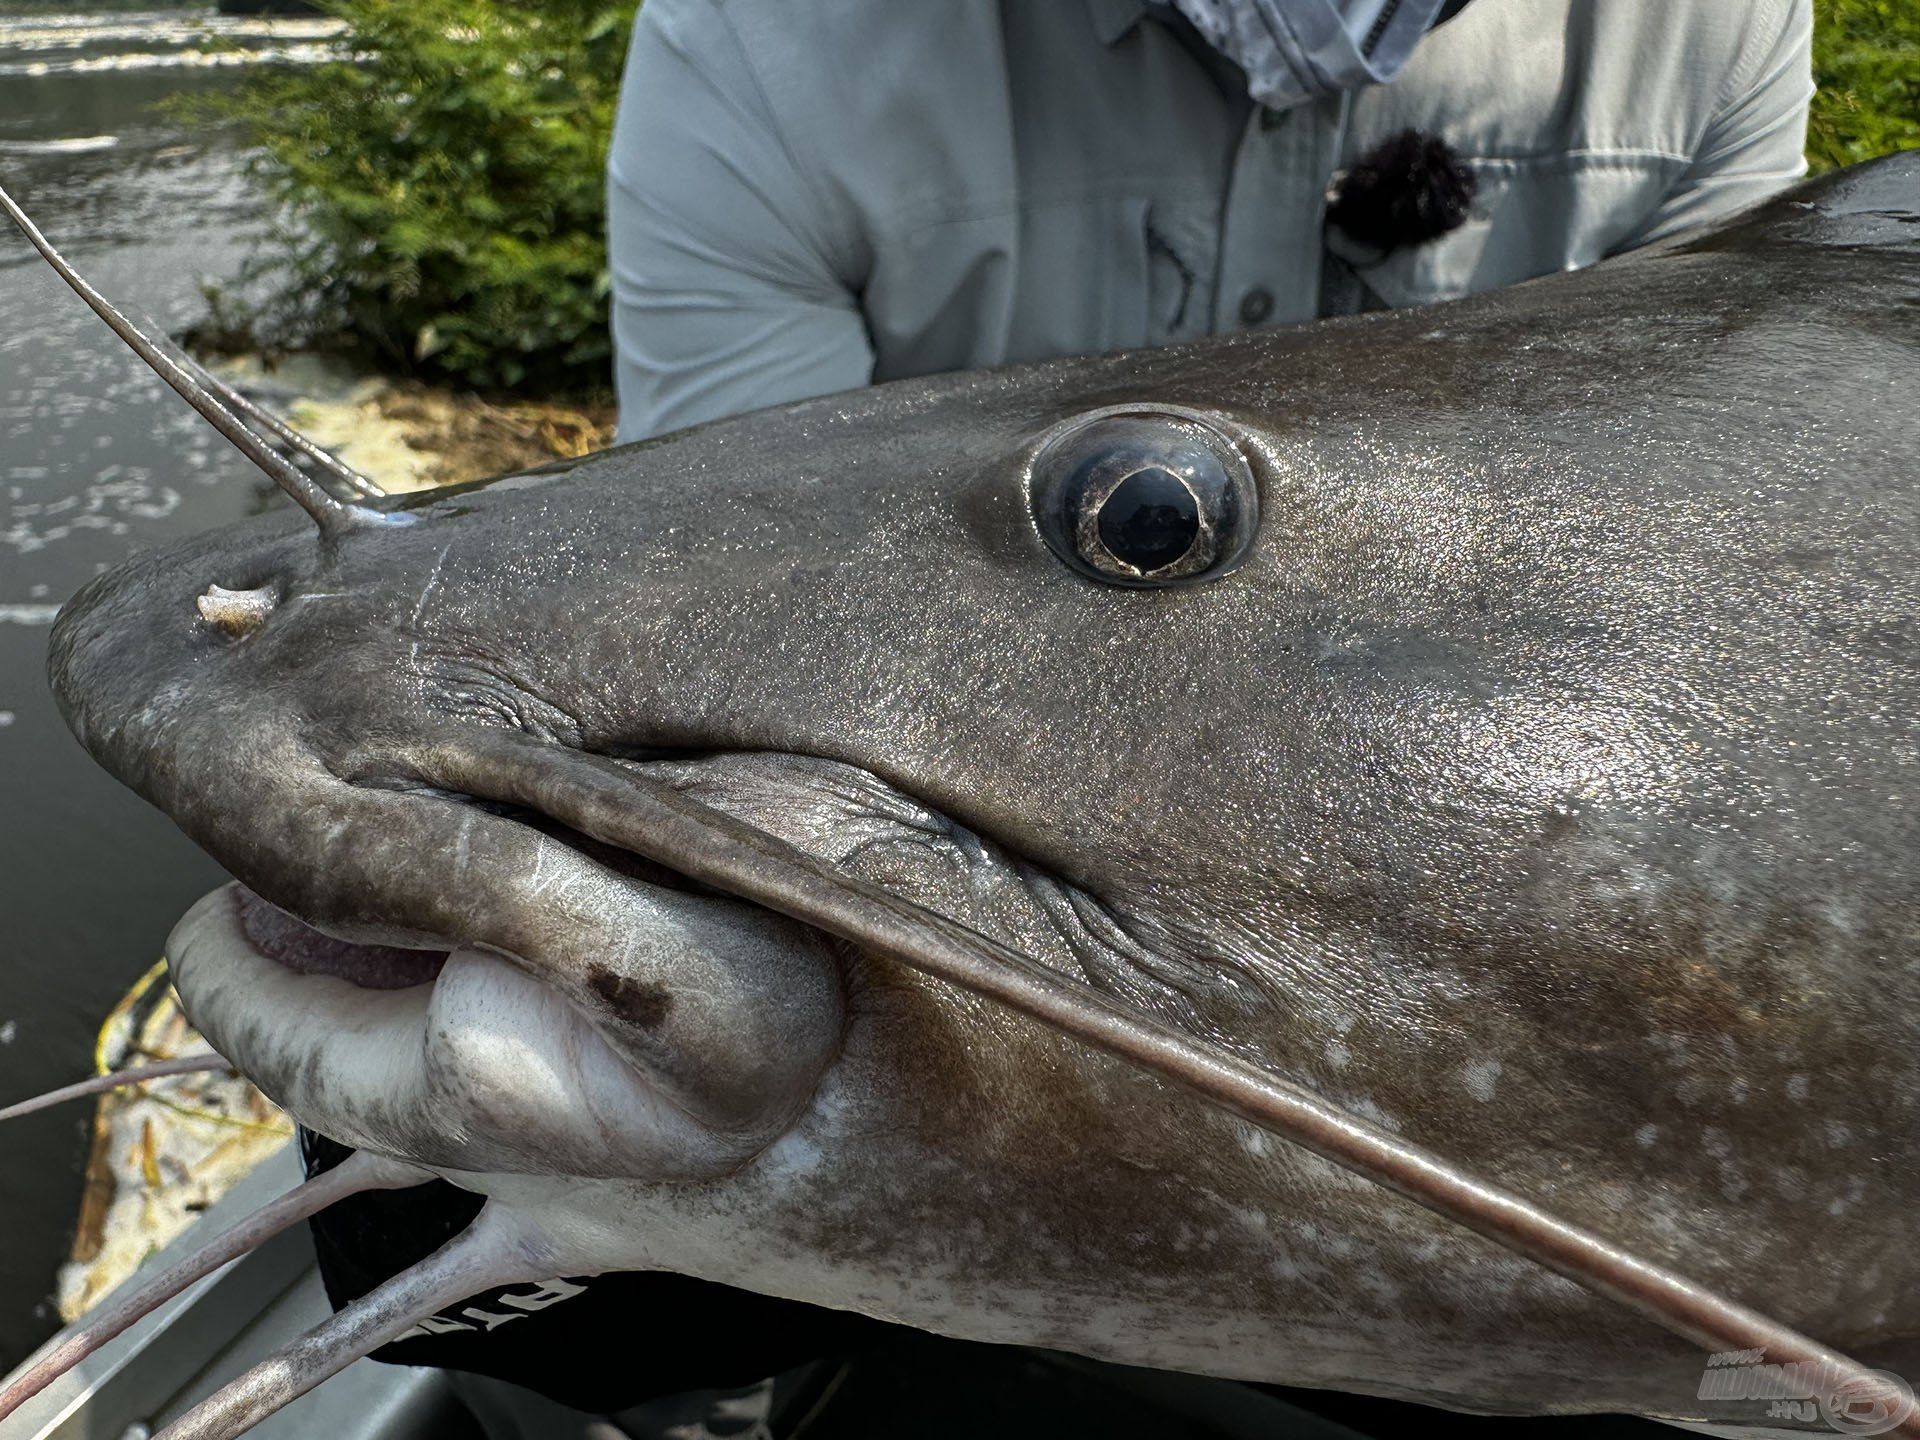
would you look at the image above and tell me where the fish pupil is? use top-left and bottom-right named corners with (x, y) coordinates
top-left (1097, 467), bottom-right (1200, 571)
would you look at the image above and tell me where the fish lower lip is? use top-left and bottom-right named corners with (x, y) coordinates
top-left (168, 884), bottom-right (735, 1177)
top-left (233, 885), bottom-right (448, 990)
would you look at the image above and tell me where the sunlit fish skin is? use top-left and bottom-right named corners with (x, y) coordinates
top-left (35, 154), bottom-right (1920, 1429)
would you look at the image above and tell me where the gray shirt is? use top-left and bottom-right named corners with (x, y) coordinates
top-left (608, 0), bottom-right (1813, 443)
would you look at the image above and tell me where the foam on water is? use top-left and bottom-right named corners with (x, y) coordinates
top-left (0, 11), bottom-right (344, 48)
top-left (0, 10), bottom-right (345, 78)
top-left (0, 137), bottom-right (120, 156)
top-left (0, 43), bottom-right (338, 78)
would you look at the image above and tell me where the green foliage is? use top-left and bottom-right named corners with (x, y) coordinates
top-left (1809, 0), bottom-right (1920, 171)
top-left (211, 0), bottom-right (637, 392)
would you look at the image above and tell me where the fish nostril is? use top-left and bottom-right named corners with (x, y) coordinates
top-left (196, 583), bottom-right (277, 637)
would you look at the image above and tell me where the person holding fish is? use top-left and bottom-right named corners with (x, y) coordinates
top-left (607, 0), bottom-right (1814, 444)
top-left (7, 0), bottom-right (1914, 1431)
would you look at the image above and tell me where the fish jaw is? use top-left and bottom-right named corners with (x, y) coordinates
top-left (166, 879), bottom-right (844, 1181)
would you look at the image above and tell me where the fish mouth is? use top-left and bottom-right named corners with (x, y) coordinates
top-left (168, 882), bottom-right (745, 1182)
top-left (164, 743), bottom-right (891, 1183)
top-left (230, 884), bottom-right (450, 990)
top-left (161, 732), bottom-right (1135, 1189)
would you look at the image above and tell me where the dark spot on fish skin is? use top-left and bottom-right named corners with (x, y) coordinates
top-left (587, 966), bottom-right (674, 1028)
top-left (1538, 805), bottom-right (1581, 845)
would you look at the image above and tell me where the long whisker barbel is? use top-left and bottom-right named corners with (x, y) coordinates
top-left (0, 178), bottom-right (372, 533)
top-left (413, 732), bottom-right (1920, 1440)
top-left (152, 1202), bottom-right (543, 1440)
top-left (0, 1152), bottom-right (433, 1422)
top-left (143, 329), bottom-right (386, 501)
top-left (0, 1055), bottom-right (235, 1123)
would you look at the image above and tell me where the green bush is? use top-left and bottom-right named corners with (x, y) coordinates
top-left (212, 0), bottom-right (637, 393)
top-left (1809, 0), bottom-right (1920, 171)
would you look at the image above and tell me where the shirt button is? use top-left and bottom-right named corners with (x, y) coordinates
top-left (1238, 287), bottom-right (1275, 325)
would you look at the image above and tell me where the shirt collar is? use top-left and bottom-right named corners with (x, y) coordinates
top-left (1086, 0), bottom-right (1149, 45)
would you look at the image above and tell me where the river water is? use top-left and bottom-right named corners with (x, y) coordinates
top-left (0, 4), bottom-right (337, 1369)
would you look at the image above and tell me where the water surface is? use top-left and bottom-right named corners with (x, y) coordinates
top-left (0, 4), bottom-right (327, 1368)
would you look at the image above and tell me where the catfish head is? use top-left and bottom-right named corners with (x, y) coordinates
top-left (22, 155), bottom-right (1920, 1430)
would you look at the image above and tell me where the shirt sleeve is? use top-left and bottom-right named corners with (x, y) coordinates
top-left (1610, 0), bottom-right (1815, 252)
top-left (606, 0), bottom-right (873, 443)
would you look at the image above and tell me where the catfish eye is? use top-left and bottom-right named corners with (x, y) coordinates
top-left (1029, 409), bottom-right (1259, 586)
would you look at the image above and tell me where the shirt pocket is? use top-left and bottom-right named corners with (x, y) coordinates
top-left (1004, 194), bottom-right (1219, 358)
top-left (1142, 199), bottom-right (1219, 348)
top-left (1005, 194), bottom-right (1154, 360)
top-left (1331, 153), bottom-right (1686, 310)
